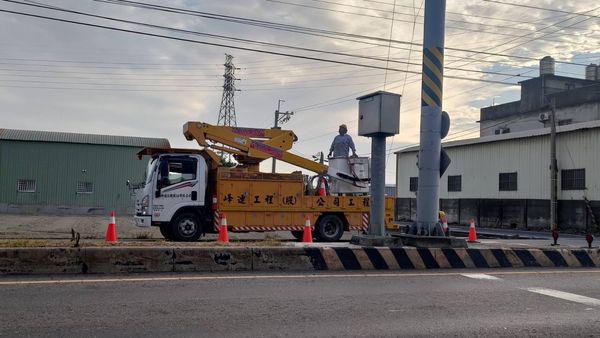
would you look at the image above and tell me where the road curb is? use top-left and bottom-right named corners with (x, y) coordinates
top-left (0, 246), bottom-right (599, 275)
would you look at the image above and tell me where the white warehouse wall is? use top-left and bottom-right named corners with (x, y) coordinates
top-left (396, 122), bottom-right (600, 201)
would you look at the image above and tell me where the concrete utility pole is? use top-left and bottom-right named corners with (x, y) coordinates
top-left (549, 97), bottom-right (558, 232)
top-left (370, 136), bottom-right (386, 236)
top-left (272, 99), bottom-right (293, 173)
top-left (415, 0), bottom-right (447, 235)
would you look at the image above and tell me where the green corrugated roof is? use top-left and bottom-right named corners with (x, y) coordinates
top-left (0, 128), bottom-right (170, 148)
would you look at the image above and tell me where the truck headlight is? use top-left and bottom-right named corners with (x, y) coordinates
top-left (141, 195), bottom-right (149, 215)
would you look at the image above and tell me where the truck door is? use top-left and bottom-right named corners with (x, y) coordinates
top-left (153, 156), bottom-right (201, 222)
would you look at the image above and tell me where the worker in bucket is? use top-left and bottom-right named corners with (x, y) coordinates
top-left (328, 124), bottom-right (357, 158)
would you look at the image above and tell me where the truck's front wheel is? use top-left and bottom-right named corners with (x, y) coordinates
top-left (159, 224), bottom-right (173, 241)
top-left (315, 214), bottom-right (344, 242)
top-left (171, 213), bottom-right (203, 242)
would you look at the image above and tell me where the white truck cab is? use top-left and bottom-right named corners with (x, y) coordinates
top-left (134, 152), bottom-right (210, 241)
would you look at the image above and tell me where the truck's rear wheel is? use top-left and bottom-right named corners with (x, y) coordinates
top-left (171, 213), bottom-right (202, 242)
top-left (159, 224), bottom-right (173, 241)
top-left (315, 214), bottom-right (344, 242)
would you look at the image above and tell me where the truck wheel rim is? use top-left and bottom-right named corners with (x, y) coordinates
top-left (324, 221), bottom-right (340, 236)
top-left (178, 219), bottom-right (197, 236)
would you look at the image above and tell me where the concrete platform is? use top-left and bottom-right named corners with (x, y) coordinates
top-left (1, 245), bottom-right (598, 275)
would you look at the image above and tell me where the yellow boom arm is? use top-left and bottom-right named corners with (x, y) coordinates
top-left (183, 122), bottom-right (329, 174)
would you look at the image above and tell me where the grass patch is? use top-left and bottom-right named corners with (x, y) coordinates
top-left (0, 239), bottom-right (52, 248)
top-left (258, 234), bottom-right (282, 246)
top-left (135, 232), bottom-right (154, 240)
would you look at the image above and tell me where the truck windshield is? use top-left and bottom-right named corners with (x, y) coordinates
top-left (145, 158), bottom-right (158, 185)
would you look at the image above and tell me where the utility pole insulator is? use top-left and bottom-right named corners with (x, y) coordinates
top-left (357, 91), bottom-right (401, 237)
top-left (272, 100), bottom-right (293, 173)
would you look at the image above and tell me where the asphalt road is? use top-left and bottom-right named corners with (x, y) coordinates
top-left (1, 269), bottom-right (600, 337)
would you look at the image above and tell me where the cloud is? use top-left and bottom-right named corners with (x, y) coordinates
top-left (1, 0), bottom-right (599, 183)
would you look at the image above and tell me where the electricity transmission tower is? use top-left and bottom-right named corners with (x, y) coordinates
top-left (216, 54), bottom-right (240, 162)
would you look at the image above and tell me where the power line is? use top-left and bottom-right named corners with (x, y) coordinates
top-left (25, 0), bottom-right (540, 80)
top-left (0, 1), bottom-right (463, 72)
top-left (386, 0), bottom-right (424, 167)
top-left (0, 5), bottom-right (525, 87)
top-left (0, 7), bottom-right (423, 72)
top-left (446, 5), bottom-right (600, 74)
top-left (313, 0), bottom-right (597, 38)
top-left (288, 9), bottom-right (595, 118)
top-left (381, 10), bottom-right (600, 149)
top-left (268, 0), bottom-right (598, 43)
top-left (94, 0), bottom-right (422, 52)
top-left (90, 0), bottom-right (595, 67)
top-left (360, 0), bottom-right (566, 25)
top-left (294, 68), bottom-right (534, 146)
top-left (382, 0), bottom-right (398, 90)
top-left (0, 56), bottom-right (222, 67)
top-left (289, 6), bottom-right (597, 131)
top-left (482, 0), bottom-right (600, 19)
top-left (0, 46), bottom-right (578, 78)
top-left (0, 84), bottom-right (223, 92)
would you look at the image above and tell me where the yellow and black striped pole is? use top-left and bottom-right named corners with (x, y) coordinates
top-left (421, 46), bottom-right (444, 109)
top-left (414, 0), bottom-right (448, 236)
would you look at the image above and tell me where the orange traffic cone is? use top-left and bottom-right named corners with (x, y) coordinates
top-left (218, 212), bottom-right (229, 243)
top-left (318, 178), bottom-right (327, 197)
top-left (467, 219), bottom-right (478, 242)
top-left (106, 211), bottom-right (118, 243)
top-left (442, 219), bottom-right (449, 236)
top-left (302, 215), bottom-right (313, 243)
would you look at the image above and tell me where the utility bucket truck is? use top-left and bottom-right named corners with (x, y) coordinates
top-left (133, 122), bottom-right (395, 241)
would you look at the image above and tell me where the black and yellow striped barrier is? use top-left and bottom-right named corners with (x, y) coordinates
top-left (302, 247), bottom-right (599, 270)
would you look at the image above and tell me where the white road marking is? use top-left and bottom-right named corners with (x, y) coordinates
top-left (526, 287), bottom-right (600, 307)
top-left (461, 273), bottom-right (501, 280)
top-left (0, 270), bottom-right (598, 286)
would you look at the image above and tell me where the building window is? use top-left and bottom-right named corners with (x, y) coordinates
top-left (561, 169), bottom-right (585, 190)
top-left (76, 181), bottom-right (94, 194)
top-left (409, 177), bottom-right (418, 192)
top-left (499, 172), bottom-right (517, 191)
top-left (158, 157), bottom-right (197, 188)
top-left (494, 127), bottom-right (510, 135)
top-left (448, 175), bottom-right (462, 192)
top-left (17, 179), bottom-right (36, 193)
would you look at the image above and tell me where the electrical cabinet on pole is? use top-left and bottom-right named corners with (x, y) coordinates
top-left (357, 91), bottom-right (401, 236)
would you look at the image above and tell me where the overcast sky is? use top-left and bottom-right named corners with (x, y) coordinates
top-left (1, 0), bottom-right (600, 183)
